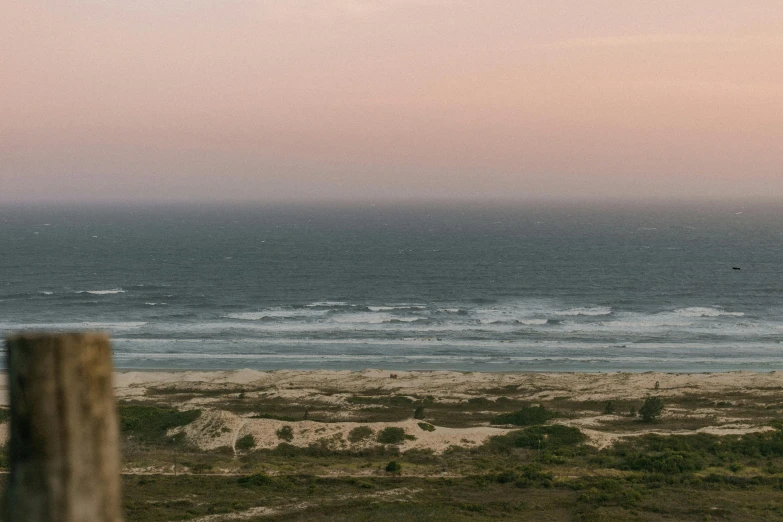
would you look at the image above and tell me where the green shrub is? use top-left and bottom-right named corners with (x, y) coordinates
top-left (119, 405), bottom-right (201, 445)
top-left (276, 425), bottom-right (294, 442)
top-left (377, 427), bottom-right (407, 444)
top-left (389, 396), bottom-right (414, 406)
top-left (0, 409), bottom-right (9, 424)
top-left (491, 405), bottom-right (555, 426)
top-left (385, 460), bottom-right (402, 473)
top-left (639, 397), bottom-right (664, 422)
top-left (622, 450), bottom-right (705, 473)
top-left (236, 434), bottom-right (256, 451)
top-left (486, 425), bottom-right (586, 452)
top-left (414, 406), bottom-right (426, 419)
top-left (403, 448), bottom-right (437, 464)
top-left (237, 473), bottom-right (273, 488)
top-left (490, 464), bottom-right (553, 488)
top-left (348, 426), bottom-right (374, 443)
top-left (418, 422), bottom-right (436, 432)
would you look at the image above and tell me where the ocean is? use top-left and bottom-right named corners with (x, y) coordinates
top-left (1, 202), bottom-right (781, 372)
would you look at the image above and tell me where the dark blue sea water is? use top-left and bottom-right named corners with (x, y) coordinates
top-left (1, 202), bottom-right (782, 372)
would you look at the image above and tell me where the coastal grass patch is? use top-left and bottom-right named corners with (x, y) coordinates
top-left (484, 425), bottom-right (587, 453)
top-left (490, 405), bottom-right (557, 426)
top-left (118, 403), bottom-right (201, 446)
top-left (115, 473), bottom-right (783, 521)
top-left (348, 425), bottom-right (374, 443)
top-left (597, 412), bottom-right (722, 432)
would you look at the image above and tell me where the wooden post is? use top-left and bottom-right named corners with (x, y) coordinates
top-left (5, 333), bottom-right (123, 522)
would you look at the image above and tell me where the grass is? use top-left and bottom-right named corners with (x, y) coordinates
top-left (119, 404), bottom-right (201, 446)
top-left (490, 405), bottom-right (556, 426)
top-left (0, 469), bottom-right (768, 521)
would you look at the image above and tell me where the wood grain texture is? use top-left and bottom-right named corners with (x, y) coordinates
top-left (5, 333), bottom-right (123, 522)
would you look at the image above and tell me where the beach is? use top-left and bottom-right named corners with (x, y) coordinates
top-left (6, 369), bottom-right (779, 457)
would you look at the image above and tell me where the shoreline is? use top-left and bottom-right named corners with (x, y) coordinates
top-left (111, 367), bottom-right (780, 374)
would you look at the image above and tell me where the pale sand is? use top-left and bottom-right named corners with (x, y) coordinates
top-left (1, 370), bottom-right (780, 452)
top-left (109, 369), bottom-right (783, 402)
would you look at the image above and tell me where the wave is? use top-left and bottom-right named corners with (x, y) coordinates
top-left (672, 307), bottom-right (744, 318)
top-left (437, 308), bottom-right (469, 315)
top-left (368, 305), bottom-right (426, 312)
top-left (76, 288), bottom-right (126, 295)
top-left (226, 309), bottom-right (328, 320)
top-left (554, 306), bottom-right (613, 316)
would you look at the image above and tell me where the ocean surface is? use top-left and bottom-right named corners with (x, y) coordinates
top-left (1, 202), bottom-right (782, 372)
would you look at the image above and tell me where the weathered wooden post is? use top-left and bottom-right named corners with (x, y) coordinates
top-left (5, 333), bottom-right (123, 522)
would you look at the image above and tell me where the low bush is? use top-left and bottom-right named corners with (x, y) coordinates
top-left (486, 425), bottom-right (586, 452)
top-left (622, 450), bottom-right (705, 473)
top-left (236, 434), bottom-right (255, 451)
top-left (418, 422), bottom-right (436, 432)
top-left (377, 427), bottom-right (408, 444)
top-left (237, 473), bottom-right (273, 488)
top-left (348, 426), bottom-right (373, 443)
top-left (385, 460), bottom-right (402, 473)
top-left (490, 406), bottom-right (555, 426)
top-left (276, 425), bottom-right (294, 442)
top-left (488, 464), bottom-right (554, 488)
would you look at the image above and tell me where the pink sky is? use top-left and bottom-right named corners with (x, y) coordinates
top-left (2, 1), bottom-right (782, 202)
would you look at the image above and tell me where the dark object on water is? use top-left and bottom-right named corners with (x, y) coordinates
top-left (732, 267), bottom-right (741, 270)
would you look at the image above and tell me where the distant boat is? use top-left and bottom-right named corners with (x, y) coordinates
top-left (732, 267), bottom-right (741, 270)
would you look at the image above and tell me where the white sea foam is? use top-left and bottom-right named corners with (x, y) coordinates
top-left (39, 291), bottom-right (54, 295)
top-left (77, 288), bottom-right (125, 295)
top-left (227, 309), bottom-right (327, 320)
top-left (367, 305), bottom-right (426, 312)
top-left (672, 307), bottom-right (744, 318)
top-left (554, 306), bottom-right (613, 316)
top-left (517, 319), bottom-right (550, 325)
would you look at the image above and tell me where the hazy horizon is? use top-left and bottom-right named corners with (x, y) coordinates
top-left (3, 1), bottom-right (782, 203)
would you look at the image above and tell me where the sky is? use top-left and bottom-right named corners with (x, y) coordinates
top-left (2, 1), bottom-right (782, 203)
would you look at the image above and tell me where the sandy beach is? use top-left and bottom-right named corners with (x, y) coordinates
top-left (9, 369), bottom-right (779, 457)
